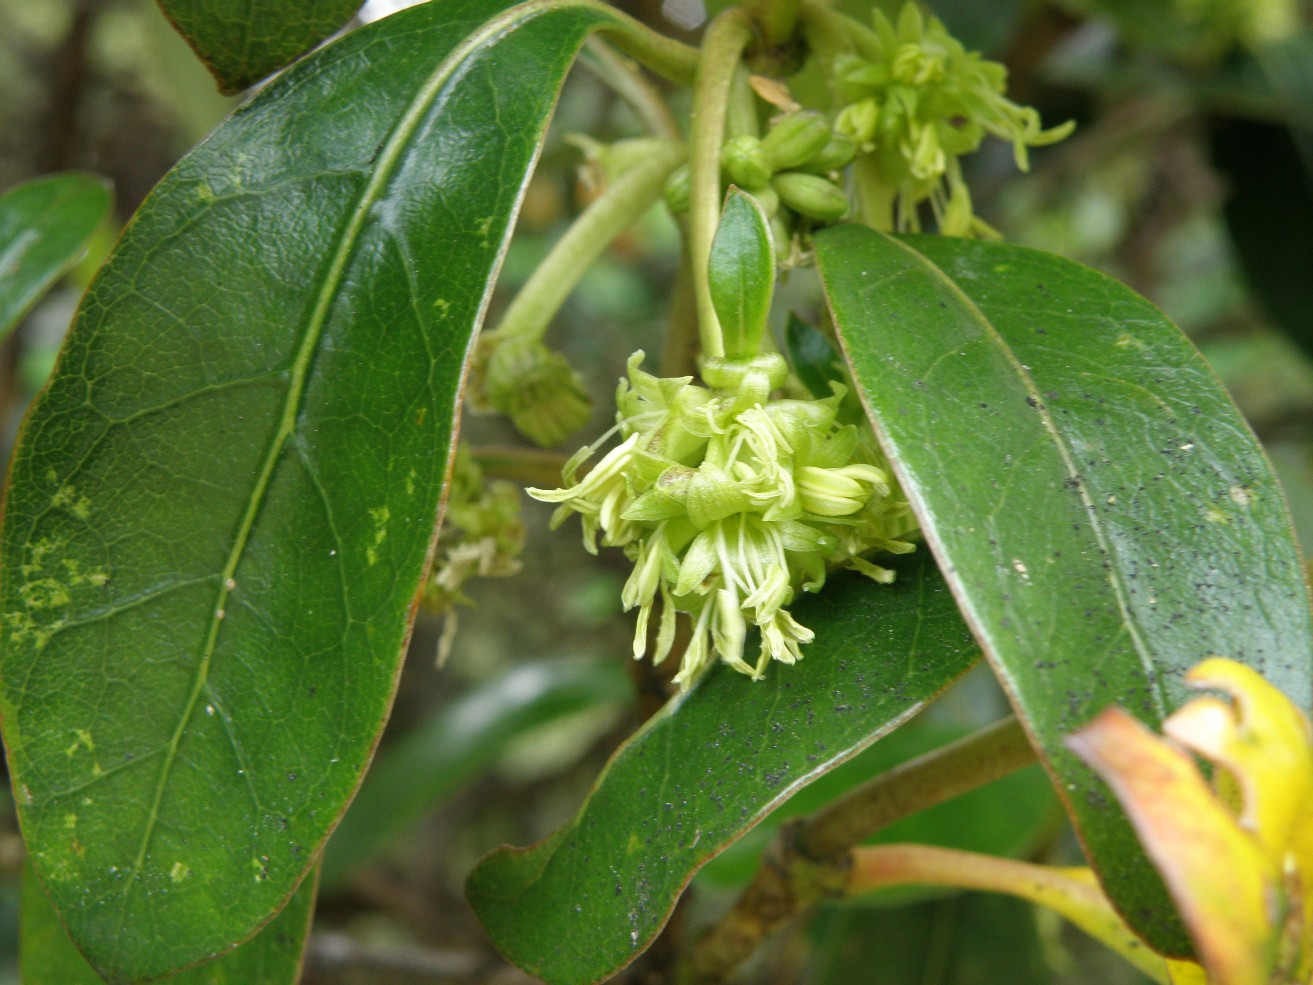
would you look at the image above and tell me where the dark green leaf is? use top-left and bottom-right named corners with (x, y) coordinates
top-left (155, 0), bottom-right (363, 94)
top-left (0, 173), bottom-right (110, 341)
top-left (22, 858), bottom-right (316, 985)
top-left (815, 225), bottom-right (1313, 956)
top-left (0, 2), bottom-right (620, 980)
top-left (708, 187), bottom-right (774, 359)
top-left (321, 657), bottom-right (632, 892)
top-left (467, 551), bottom-right (980, 985)
top-left (784, 311), bottom-right (843, 399)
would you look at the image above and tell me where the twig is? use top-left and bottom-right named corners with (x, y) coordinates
top-left (677, 717), bottom-right (1036, 984)
top-left (580, 39), bottom-right (683, 142)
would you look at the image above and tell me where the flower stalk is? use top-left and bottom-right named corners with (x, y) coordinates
top-left (688, 8), bottom-right (754, 359)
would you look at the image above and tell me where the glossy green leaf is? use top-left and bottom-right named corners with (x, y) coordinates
top-left (155, 0), bottom-right (363, 94)
top-left (467, 551), bottom-right (980, 985)
top-left (0, 2), bottom-right (622, 980)
top-left (0, 173), bottom-right (110, 341)
top-left (815, 225), bottom-right (1313, 956)
top-left (21, 859), bottom-right (316, 985)
top-left (321, 657), bottom-right (632, 892)
top-left (709, 187), bottom-right (774, 359)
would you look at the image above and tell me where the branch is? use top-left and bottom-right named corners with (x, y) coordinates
top-left (677, 716), bottom-right (1036, 984)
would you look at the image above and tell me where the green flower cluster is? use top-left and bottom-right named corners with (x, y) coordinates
top-left (425, 447), bottom-right (526, 664)
top-left (833, 4), bottom-right (1073, 236)
top-left (530, 352), bottom-right (915, 688)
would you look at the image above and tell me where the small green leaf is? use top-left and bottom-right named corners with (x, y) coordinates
top-left (21, 858), bottom-right (317, 985)
top-left (0, 2), bottom-right (623, 980)
top-left (0, 173), bottom-right (110, 341)
top-left (815, 225), bottom-right (1313, 956)
top-left (467, 551), bottom-right (980, 985)
top-left (155, 0), bottom-right (363, 94)
top-left (321, 657), bottom-right (632, 892)
top-left (709, 187), bottom-right (775, 359)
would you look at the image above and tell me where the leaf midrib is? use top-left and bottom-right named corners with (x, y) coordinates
top-left (831, 231), bottom-right (1170, 725)
top-left (117, 0), bottom-right (605, 915)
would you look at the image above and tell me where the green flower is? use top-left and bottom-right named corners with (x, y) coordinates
top-left (425, 447), bottom-right (526, 664)
top-left (530, 352), bottom-right (916, 687)
top-left (833, 3), bottom-right (1072, 236)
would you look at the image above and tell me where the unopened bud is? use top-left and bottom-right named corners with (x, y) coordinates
top-left (722, 135), bottom-right (773, 189)
top-left (773, 172), bottom-right (849, 221)
top-left (747, 183), bottom-right (780, 218)
top-left (835, 99), bottom-right (879, 151)
top-left (800, 133), bottom-right (857, 173)
top-left (664, 164), bottom-right (691, 214)
top-left (798, 464), bottom-right (888, 517)
top-left (762, 111), bottom-right (832, 171)
top-left (485, 338), bottom-right (592, 447)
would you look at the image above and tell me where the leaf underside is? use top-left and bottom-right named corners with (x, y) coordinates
top-left (0, 2), bottom-right (619, 980)
top-left (468, 551), bottom-right (980, 985)
top-left (815, 225), bottom-right (1313, 956)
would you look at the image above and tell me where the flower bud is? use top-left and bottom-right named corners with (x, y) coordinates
top-left (835, 99), bottom-right (879, 151)
top-left (773, 172), bottom-right (850, 221)
top-left (747, 183), bottom-right (780, 218)
top-left (722, 134), bottom-right (773, 189)
top-left (761, 111), bottom-right (832, 171)
top-left (799, 133), bottom-right (857, 173)
top-left (484, 337), bottom-right (592, 447)
top-left (663, 164), bottom-right (691, 214)
top-left (798, 464), bottom-right (887, 516)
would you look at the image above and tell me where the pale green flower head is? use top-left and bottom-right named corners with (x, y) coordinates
top-left (529, 352), bottom-right (917, 688)
top-left (833, 3), bottom-right (1073, 236)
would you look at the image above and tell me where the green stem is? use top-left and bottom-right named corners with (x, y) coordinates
top-left (799, 716), bottom-right (1034, 857)
top-left (846, 845), bottom-right (1173, 985)
top-left (799, 0), bottom-right (880, 60)
top-left (798, 1), bottom-right (851, 88)
top-left (725, 63), bottom-right (758, 139)
top-left (689, 8), bottom-right (753, 361)
top-left (490, 141), bottom-right (685, 344)
top-left (677, 717), bottom-right (1035, 984)
top-left (590, 3), bottom-right (699, 86)
top-left (745, 0), bottom-right (803, 49)
top-left (853, 153), bottom-right (895, 232)
top-left (580, 39), bottom-right (683, 142)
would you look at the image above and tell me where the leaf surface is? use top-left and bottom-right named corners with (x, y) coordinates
top-left (815, 225), bottom-right (1313, 954)
top-left (21, 859), bottom-right (316, 985)
top-left (0, 173), bottom-right (110, 341)
top-left (155, 0), bottom-right (363, 94)
top-left (467, 551), bottom-right (980, 985)
top-left (0, 2), bottom-right (619, 979)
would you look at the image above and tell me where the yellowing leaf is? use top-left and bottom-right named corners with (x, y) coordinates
top-left (1069, 706), bottom-right (1278, 985)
